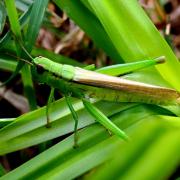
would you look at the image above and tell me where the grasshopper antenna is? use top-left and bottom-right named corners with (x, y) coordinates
top-left (11, 32), bottom-right (34, 62)
top-left (19, 57), bottom-right (34, 66)
top-left (17, 40), bottom-right (34, 62)
top-left (6, 53), bottom-right (33, 66)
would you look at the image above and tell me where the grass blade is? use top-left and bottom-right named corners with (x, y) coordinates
top-left (86, 116), bottom-right (180, 180)
top-left (2, 115), bottom-right (178, 179)
top-left (5, 0), bottom-right (21, 39)
top-left (4, 0), bottom-right (37, 110)
top-left (54, 0), bottom-right (123, 63)
top-left (0, 1), bottom-right (6, 34)
top-left (0, 4), bottom-right (32, 49)
top-left (24, 0), bottom-right (49, 52)
top-left (87, 0), bottom-right (180, 90)
top-left (0, 105), bottom-right (154, 179)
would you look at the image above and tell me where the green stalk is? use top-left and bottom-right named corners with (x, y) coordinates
top-left (4, 0), bottom-right (37, 110)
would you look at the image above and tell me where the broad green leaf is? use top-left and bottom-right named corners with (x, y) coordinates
top-left (0, 118), bottom-right (15, 128)
top-left (86, 0), bottom-right (180, 90)
top-left (86, 116), bottom-right (180, 180)
top-left (54, 0), bottom-right (123, 63)
top-left (0, 105), bottom-right (153, 179)
top-left (1, 115), bottom-right (179, 179)
top-left (0, 96), bottom-right (135, 155)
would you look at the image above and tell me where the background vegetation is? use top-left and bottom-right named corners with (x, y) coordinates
top-left (0, 0), bottom-right (180, 179)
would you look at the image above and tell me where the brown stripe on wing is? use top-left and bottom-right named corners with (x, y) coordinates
top-left (73, 67), bottom-right (180, 101)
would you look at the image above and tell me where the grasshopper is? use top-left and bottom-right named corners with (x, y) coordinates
top-left (31, 56), bottom-right (180, 147)
top-left (2, 55), bottom-right (180, 147)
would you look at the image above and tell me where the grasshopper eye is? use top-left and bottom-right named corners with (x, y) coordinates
top-left (36, 64), bottom-right (44, 74)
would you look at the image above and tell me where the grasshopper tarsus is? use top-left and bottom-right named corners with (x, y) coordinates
top-left (73, 143), bottom-right (79, 149)
top-left (45, 116), bottom-right (51, 128)
top-left (107, 129), bottom-right (112, 136)
top-left (73, 130), bottom-right (79, 148)
top-left (45, 121), bottom-right (51, 128)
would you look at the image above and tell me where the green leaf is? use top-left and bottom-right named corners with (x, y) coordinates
top-left (24, 0), bottom-right (49, 52)
top-left (0, 56), bottom-right (17, 71)
top-left (0, 164), bottom-right (6, 177)
top-left (0, 1), bottom-right (6, 35)
top-left (4, 0), bottom-right (37, 110)
top-left (0, 105), bottom-right (156, 179)
top-left (86, 0), bottom-right (180, 90)
top-left (5, 0), bottom-right (21, 39)
top-left (0, 118), bottom-right (15, 128)
top-left (2, 115), bottom-right (179, 179)
top-left (0, 96), bottom-right (135, 155)
top-left (0, 4), bottom-right (32, 49)
top-left (15, 0), bottom-right (33, 12)
top-left (54, 0), bottom-right (123, 63)
top-left (86, 116), bottom-right (180, 180)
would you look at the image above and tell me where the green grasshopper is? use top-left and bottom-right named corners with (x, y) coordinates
top-left (30, 56), bottom-right (180, 147)
top-left (2, 54), bottom-right (180, 147)
top-left (34, 56), bottom-right (180, 106)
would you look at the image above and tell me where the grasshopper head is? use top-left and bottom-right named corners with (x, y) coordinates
top-left (33, 56), bottom-right (45, 67)
top-left (33, 56), bottom-right (54, 70)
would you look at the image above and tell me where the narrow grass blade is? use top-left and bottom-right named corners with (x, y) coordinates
top-left (15, 0), bottom-right (33, 12)
top-left (0, 56), bottom-right (17, 71)
top-left (0, 1), bottom-right (6, 34)
top-left (1, 0), bottom-right (24, 87)
top-left (0, 61), bottom-right (24, 87)
top-left (20, 0), bottom-right (49, 110)
top-left (0, 164), bottom-right (6, 177)
top-left (24, 0), bottom-right (49, 52)
top-left (18, 0), bottom-right (49, 109)
top-left (4, 0), bottom-right (37, 109)
top-left (4, 0), bottom-right (21, 39)
top-left (0, 4), bottom-right (32, 49)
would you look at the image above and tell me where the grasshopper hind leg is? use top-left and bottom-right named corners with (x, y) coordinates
top-left (65, 94), bottom-right (79, 148)
top-left (46, 87), bottom-right (55, 128)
